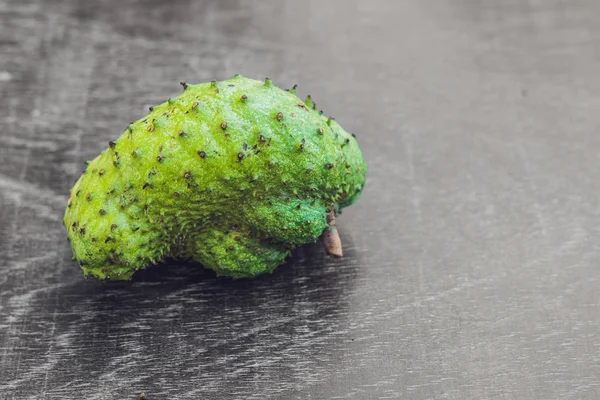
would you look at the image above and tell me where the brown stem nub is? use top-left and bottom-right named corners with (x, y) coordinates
top-left (320, 211), bottom-right (343, 258)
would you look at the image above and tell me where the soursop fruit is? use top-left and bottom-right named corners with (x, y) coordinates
top-left (63, 75), bottom-right (366, 279)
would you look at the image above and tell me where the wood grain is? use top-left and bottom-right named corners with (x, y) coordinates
top-left (2, 0), bottom-right (600, 398)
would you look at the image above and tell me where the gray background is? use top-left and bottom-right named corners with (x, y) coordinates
top-left (1, 0), bottom-right (600, 399)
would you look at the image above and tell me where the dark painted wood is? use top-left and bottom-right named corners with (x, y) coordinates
top-left (2, 0), bottom-right (600, 398)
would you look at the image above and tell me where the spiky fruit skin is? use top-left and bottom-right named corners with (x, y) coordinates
top-left (63, 76), bottom-right (367, 279)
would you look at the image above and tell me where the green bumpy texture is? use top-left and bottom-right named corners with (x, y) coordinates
top-left (63, 76), bottom-right (366, 279)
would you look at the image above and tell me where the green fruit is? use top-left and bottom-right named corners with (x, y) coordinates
top-left (63, 75), bottom-right (366, 279)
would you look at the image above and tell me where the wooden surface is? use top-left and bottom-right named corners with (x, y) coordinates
top-left (2, 0), bottom-right (600, 398)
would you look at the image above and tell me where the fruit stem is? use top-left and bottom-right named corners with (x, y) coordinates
top-left (320, 210), bottom-right (343, 258)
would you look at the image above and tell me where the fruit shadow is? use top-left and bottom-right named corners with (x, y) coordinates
top-left (68, 230), bottom-right (361, 314)
top-left (111, 233), bottom-right (360, 300)
top-left (56, 234), bottom-right (361, 391)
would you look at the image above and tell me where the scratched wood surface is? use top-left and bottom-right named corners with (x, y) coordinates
top-left (2, 0), bottom-right (600, 399)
